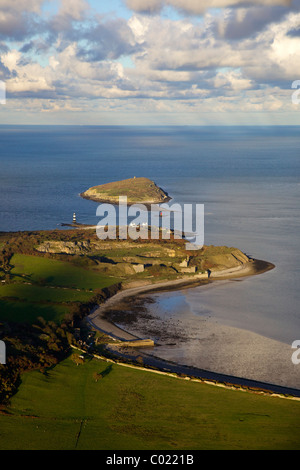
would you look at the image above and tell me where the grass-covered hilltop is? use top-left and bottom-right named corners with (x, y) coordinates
top-left (80, 177), bottom-right (171, 204)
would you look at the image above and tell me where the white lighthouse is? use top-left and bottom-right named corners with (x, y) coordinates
top-left (73, 212), bottom-right (76, 223)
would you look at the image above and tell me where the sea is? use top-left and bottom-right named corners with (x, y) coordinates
top-left (0, 125), bottom-right (299, 384)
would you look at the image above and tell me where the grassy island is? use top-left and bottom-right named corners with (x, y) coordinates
top-left (80, 177), bottom-right (170, 204)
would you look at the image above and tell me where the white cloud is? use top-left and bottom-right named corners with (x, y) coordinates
top-left (126, 0), bottom-right (163, 14)
top-left (214, 70), bottom-right (253, 90)
top-left (1, 49), bottom-right (21, 70)
top-left (126, 0), bottom-right (291, 15)
top-left (0, 0), bottom-right (43, 12)
top-left (2, 49), bottom-right (54, 93)
top-left (0, 0), bottom-right (44, 39)
top-left (58, 0), bottom-right (90, 20)
top-left (128, 15), bottom-right (151, 43)
top-left (0, 0), bottom-right (298, 124)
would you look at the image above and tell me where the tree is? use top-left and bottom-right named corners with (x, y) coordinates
top-left (71, 353), bottom-right (84, 366)
top-left (93, 372), bottom-right (103, 382)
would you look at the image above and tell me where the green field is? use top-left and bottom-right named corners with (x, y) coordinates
top-left (1, 354), bottom-right (299, 450)
top-left (0, 283), bottom-right (93, 303)
top-left (0, 254), bottom-right (120, 323)
top-left (10, 254), bottom-right (117, 290)
top-left (0, 299), bottom-right (69, 324)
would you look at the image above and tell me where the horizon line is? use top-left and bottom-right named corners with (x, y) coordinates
top-left (0, 124), bottom-right (299, 127)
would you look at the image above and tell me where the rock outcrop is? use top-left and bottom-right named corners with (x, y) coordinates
top-left (36, 240), bottom-right (92, 255)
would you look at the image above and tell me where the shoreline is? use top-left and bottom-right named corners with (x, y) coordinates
top-left (79, 191), bottom-right (172, 208)
top-left (87, 258), bottom-right (275, 342)
top-left (83, 258), bottom-right (300, 397)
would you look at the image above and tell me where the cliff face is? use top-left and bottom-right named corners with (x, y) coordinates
top-left (36, 241), bottom-right (93, 255)
top-left (36, 241), bottom-right (250, 272)
top-left (206, 249), bottom-right (250, 270)
top-left (34, 236), bottom-right (257, 284)
top-left (200, 247), bottom-right (250, 272)
top-left (80, 177), bottom-right (170, 204)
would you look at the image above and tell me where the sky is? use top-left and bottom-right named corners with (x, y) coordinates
top-left (0, 0), bottom-right (300, 125)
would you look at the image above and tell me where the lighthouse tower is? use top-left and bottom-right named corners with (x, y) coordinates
top-left (73, 212), bottom-right (76, 223)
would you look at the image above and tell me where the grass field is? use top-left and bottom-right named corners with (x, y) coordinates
top-left (10, 254), bottom-right (118, 290)
top-left (0, 283), bottom-right (93, 303)
top-left (1, 353), bottom-right (299, 450)
top-left (0, 254), bottom-right (120, 323)
top-left (0, 299), bottom-right (69, 324)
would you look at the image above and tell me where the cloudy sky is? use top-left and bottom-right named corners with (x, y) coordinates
top-left (0, 0), bottom-right (300, 125)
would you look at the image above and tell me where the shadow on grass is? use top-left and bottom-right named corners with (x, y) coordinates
top-left (100, 364), bottom-right (113, 378)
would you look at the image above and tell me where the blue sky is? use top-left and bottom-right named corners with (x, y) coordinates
top-left (0, 0), bottom-right (299, 125)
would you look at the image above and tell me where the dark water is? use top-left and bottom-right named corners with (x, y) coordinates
top-left (0, 125), bottom-right (299, 346)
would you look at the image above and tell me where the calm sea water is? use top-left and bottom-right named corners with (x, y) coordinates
top-left (0, 125), bottom-right (299, 347)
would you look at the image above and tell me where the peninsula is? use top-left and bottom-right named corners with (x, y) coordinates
top-left (3, 228), bottom-right (298, 453)
top-left (80, 177), bottom-right (171, 205)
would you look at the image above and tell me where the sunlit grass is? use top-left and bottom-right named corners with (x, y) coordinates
top-left (0, 254), bottom-right (120, 323)
top-left (10, 254), bottom-right (119, 290)
top-left (1, 354), bottom-right (299, 450)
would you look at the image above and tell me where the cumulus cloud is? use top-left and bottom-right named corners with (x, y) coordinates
top-left (125, 0), bottom-right (292, 15)
top-left (216, 5), bottom-right (294, 39)
top-left (58, 0), bottom-right (89, 20)
top-left (128, 15), bottom-right (244, 72)
top-left (0, 0), bottom-right (298, 123)
top-left (126, 0), bottom-right (163, 14)
top-left (49, 0), bottom-right (90, 33)
top-left (0, 0), bottom-right (45, 40)
top-left (75, 18), bottom-right (139, 62)
top-left (1, 49), bottom-right (54, 94)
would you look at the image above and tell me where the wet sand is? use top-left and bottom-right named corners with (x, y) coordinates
top-left (88, 258), bottom-right (273, 341)
top-left (86, 258), bottom-right (300, 392)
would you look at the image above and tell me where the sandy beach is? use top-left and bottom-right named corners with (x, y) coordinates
top-left (88, 258), bottom-right (273, 339)
top-left (87, 259), bottom-right (300, 392)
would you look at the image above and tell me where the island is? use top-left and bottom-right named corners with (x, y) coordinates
top-left (80, 177), bottom-right (171, 205)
